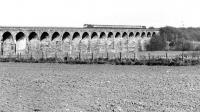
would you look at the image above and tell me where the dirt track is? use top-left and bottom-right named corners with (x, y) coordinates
top-left (0, 63), bottom-right (200, 112)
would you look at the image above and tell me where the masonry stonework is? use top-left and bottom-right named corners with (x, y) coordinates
top-left (0, 25), bottom-right (159, 59)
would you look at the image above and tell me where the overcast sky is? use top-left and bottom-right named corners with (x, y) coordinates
top-left (0, 0), bottom-right (199, 28)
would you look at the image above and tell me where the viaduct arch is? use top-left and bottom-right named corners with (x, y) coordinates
top-left (0, 25), bottom-right (159, 59)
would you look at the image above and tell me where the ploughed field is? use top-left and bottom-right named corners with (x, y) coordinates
top-left (0, 63), bottom-right (200, 112)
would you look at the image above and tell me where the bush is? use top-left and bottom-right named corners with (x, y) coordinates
top-left (0, 55), bottom-right (200, 66)
top-left (146, 34), bottom-right (167, 51)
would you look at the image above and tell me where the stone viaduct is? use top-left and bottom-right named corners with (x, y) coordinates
top-left (0, 24), bottom-right (159, 59)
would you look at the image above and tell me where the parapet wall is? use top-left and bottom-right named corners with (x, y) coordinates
top-left (0, 26), bottom-right (159, 59)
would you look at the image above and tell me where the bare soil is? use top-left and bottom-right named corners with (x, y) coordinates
top-left (0, 63), bottom-right (200, 112)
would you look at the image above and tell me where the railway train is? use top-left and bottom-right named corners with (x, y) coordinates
top-left (83, 24), bottom-right (147, 29)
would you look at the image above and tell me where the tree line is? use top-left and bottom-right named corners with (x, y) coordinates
top-left (146, 26), bottom-right (200, 51)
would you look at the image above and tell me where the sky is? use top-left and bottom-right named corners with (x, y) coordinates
top-left (0, 0), bottom-right (199, 28)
